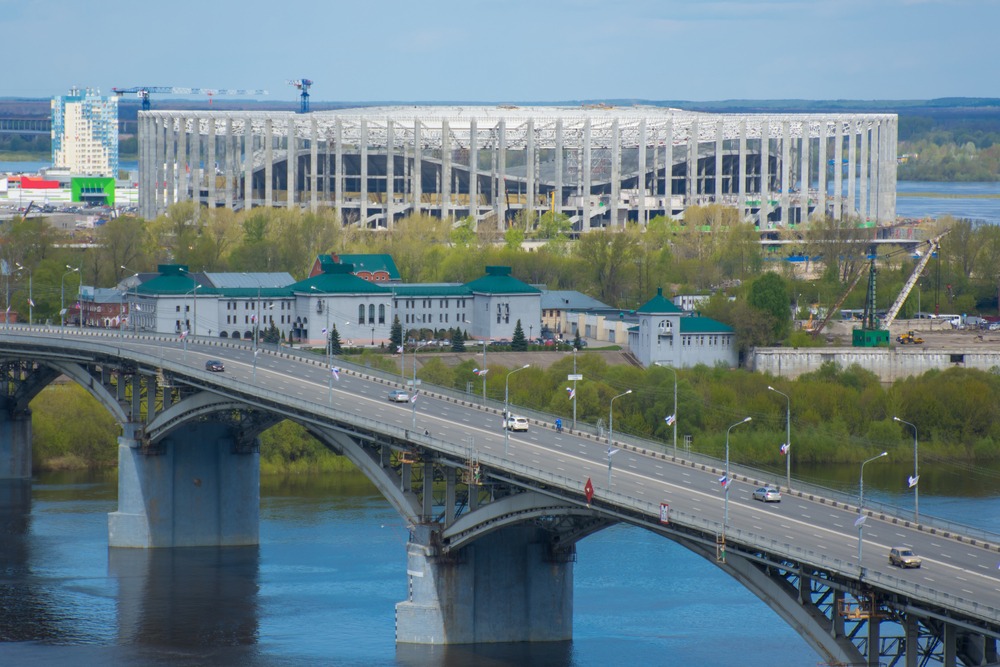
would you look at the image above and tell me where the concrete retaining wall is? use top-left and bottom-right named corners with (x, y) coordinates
top-left (753, 347), bottom-right (1000, 382)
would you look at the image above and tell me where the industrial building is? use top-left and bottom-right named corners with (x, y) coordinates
top-left (51, 88), bottom-right (119, 177)
top-left (137, 106), bottom-right (897, 229)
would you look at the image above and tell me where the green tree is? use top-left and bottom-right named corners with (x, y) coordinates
top-left (390, 315), bottom-right (403, 350)
top-left (329, 324), bottom-right (343, 355)
top-left (263, 322), bottom-right (281, 344)
top-left (451, 327), bottom-right (466, 352)
top-left (511, 319), bottom-right (527, 351)
top-left (748, 272), bottom-right (791, 341)
top-left (573, 330), bottom-right (583, 350)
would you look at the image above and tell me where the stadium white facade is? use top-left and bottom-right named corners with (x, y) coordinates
top-left (138, 106), bottom-right (897, 229)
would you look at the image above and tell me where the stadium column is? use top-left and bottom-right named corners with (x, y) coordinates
top-left (847, 119), bottom-right (857, 217)
top-left (818, 119), bottom-right (828, 220)
top-left (834, 118), bottom-right (843, 219)
top-left (800, 120), bottom-right (810, 223)
top-left (468, 118), bottom-right (477, 222)
top-left (139, 114), bottom-right (151, 219)
top-left (264, 117), bottom-right (273, 207)
top-left (225, 116), bottom-right (234, 210)
top-left (311, 116), bottom-right (319, 213)
top-left (555, 119), bottom-right (564, 222)
top-left (165, 115), bottom-right (176, 206)
top-left (760, 119), bottom-right (771, 224)
top-left (207, 118), bottom-right (217, 209)
top-left (387, 119), bottom-right (396, 228)
top-left (190, 115), bottom-right (201, 208)
top-left (859, 118), bottom-right (869, 222)
top-left (413, 119), bottom-right (423, 217)
top-left (714, 118), bottom-right (723, 210)
top-left (526, 118), bottom-right (535, 227)
top-left (442, 119), bottom-right (451, 220)
top-left (177, 115), bottom-right (187, 205)
top-left (686, 119), bottom-right (698, 210)
top-left (873, 119), bottom-right (884, 223)
top-left (610, 119), bottom-right (620, 227)
top-left (361, 118), bottom-right (369, 223)
top-left (664, 118), bottom-right (673, 215)
top-left (244, 116), bottom-right (253, 210)
top-left (889, 117), bottom-right (898, 221)
top-left (335, 118), bottom-right (344, 220)
top-left (287, 117), bottom-right (296, 209)
top-left (582, 119), bottom-right (592, 231)
top-left (497, 120), bottom-right (507, 229)
top-left (738, 118), bottom-right (747, 220)
top-left (781, 120), bottom-right (790, 227)
top-left (155, 115), bottom-right (165, 216)
top-left (638, 119), bottom-right (647, 226)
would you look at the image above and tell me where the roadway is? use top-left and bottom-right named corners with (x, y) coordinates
top-left (4, 327), bottom-right (1000, 625)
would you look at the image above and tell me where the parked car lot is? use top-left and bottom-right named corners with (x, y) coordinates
top-left (752, 486), bottom-right (781, 502)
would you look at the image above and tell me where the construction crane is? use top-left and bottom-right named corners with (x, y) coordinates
top-left (111, 86), bottom-right (269, 112)
top-left (810, 231), bottom-right (949, 340)
top-left (287, 79), bottom-right (313, 113)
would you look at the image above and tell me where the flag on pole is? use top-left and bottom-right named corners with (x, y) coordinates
top-left (396, 345), bottom-right (403, 354)
top-left (473, 368), bottom-right (489, 376)
top-left (410, 391), bottom-right (418, 403)
top-left (27, 298), bottom-right (34, 307)
top-left (718, 475), bottom-right (730, 488)
top-left (322, 327), bottom-right (328, 335)
top-left (780, 443), bottom-right (790, 455)
top-left (907, 475), bottom-right (919, 488)
top-left (854, 515), bottom-right (867, 528)
top-left (607, 447), bottom-right (620, 458)
top-left (331, 367), bottom-right (340, 381)
top-left (664, 414), bottom-right (676, 426)
top-left (179, 330), bottom-right (188, 339)
top-left (566, 386), bottom-right (575, 400)
top-left (584, 477), bottom-right (594, 504)
top-left (251, 313), bottom-right (257, 324)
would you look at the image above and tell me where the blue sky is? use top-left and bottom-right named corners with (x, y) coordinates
top-left (2, 0), bottom-right (996, 103)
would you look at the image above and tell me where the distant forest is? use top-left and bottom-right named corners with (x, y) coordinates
top-left (2, 97), bottom-right (999, 181)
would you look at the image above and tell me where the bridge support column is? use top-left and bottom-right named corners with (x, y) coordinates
top-left (0, 407), bottom-right (32, 480)
top-left (108, 422), bottom-right (259, 548)
top-left (396, 524), bottom-right (573, 644)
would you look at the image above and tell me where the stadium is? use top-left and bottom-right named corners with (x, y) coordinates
top-left (137, 105), bottom-right (897, 229)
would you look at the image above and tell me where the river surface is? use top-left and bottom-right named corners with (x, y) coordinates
top-left (1, 467), bottom-right (998, 667)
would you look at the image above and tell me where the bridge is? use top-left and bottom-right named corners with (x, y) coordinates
top-left (1, 327), bottom-right (998, 666)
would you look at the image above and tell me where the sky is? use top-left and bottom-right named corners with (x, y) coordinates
top-left (2, 0), bottom-right (997, 104)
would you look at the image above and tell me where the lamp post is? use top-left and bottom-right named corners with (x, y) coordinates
top-left (480, 338), bottom-right (488, 402)
top-left (608, 389), bottom-right (632, 448)
top-left (723, 417), bottom-right (752, 544)
top-left (15, 263), bottom-right (31, 325)
top-left (656, 363), bottom-right (678, 456)
top-left (768, 385), bottom-right (791, 489)
top-left (571, 347), bottom-right (580, 430)
top-left (894, 416), bottom-right (919, 523)
top-left (60, 266), bottom-right (79, 327)
top-left (858, 451), bottom-right (888, 576)
top-left (503, 364), bottom-right (530, 456)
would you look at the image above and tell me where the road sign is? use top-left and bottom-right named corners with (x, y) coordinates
top-left (567, 374), bottom-right (583, 381)
top-left (659, 502), bottom-right (670, 524)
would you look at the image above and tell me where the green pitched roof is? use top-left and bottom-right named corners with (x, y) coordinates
top-left (291, 262), bottom-right (392, 295)
top-left (136, 264), bottom-right (213, 295)
top-left (637, 287), bottom-right (684, 314)
top-left (392, 284), bottom-right (472, 297)
top-left (464, 266), bottom-right (541, 295)
top-left (679, 316), bottom-right (733, 333)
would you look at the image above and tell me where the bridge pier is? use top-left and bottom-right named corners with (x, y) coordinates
top-left (0, 405), bottom-right (32, 480)
top-left (108, 422), bottom-right (260, 548)
top-left (396, 523), bottom-right (573, 644)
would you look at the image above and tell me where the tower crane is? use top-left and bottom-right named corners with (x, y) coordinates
top-left (287, 79), bottom-right (313, 113)
top-left (111, 86), bottom-right (269, 112)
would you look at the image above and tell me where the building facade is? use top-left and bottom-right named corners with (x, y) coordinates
top-left (137, 106), bottom-right (897, 230)
top-left (629, 288), bottom-right (737, 368)
top-left (51, 88), bottom-right (119, 177)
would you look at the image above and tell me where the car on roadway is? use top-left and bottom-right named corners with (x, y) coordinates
top-left (889, 546), bottom-right (922, 568)
top-left (752, 486), bottom-right (781, 503)
top-left (387, 389), bottom-right (410, 403)
top-left (505, 415), bottom-right (529, 432)
top-left (205, 359), bottom-right (225, 372)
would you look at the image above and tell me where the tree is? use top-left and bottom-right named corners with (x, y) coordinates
top-left (263, 322), bottom-right (281, 344)
top-left (511, 319), bottom-right (527, 351)
top-left (748, 271), bottom-right (791, 341)
top-left (573, 330), bottom-right (583, 350)
top-left (390, 315), bottom-right (403, 351)
top-left (329, 324), bottom-right (343, 355)
top-left (451, 327), bottom-right (466, 352)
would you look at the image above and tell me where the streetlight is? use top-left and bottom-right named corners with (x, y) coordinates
top-left (503, 364), bottom-right (530, 455)
top-left (858, 451), bottom-right (888, 576)
top-left (722, 417), bottom-right (752, 546)
top-left (656, 363), bottom-right (678, 456)
top-left (60, 266), bottom-right (79, 327)
top-left (569, 346), bottom-right (581, 430)
top-left (15, 263), bottom-right (31, 325)
top-left (894, 416), bottom-right (919, 523)
top-left (606, 389), bottom-right (632, 489)
top-left (768, 385), bottom-right (791, 489)
top-left (479, 338), bottom-right (488, 402)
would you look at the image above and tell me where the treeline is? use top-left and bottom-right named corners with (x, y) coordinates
top-left (29, 355), bottom-right (1000, 473)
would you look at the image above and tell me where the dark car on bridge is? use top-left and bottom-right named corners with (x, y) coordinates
top-left (205, 359), bottom-right (225, 372)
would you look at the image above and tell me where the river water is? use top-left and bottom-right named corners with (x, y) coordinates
top-left (2, 466), bottom-right (998, 667)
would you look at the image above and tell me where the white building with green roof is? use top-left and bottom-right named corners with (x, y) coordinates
top-left (630, 287), bottom-right (737, 368)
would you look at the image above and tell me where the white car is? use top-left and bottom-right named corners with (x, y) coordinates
top-left (505, 416), bottom-right (529, 432)
top-left (752, 486), bottom-right (782, 503)
top-left (387, 390), bottom-right (410, 403)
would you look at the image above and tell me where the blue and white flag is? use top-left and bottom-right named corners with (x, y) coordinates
top-left (664, 414), bottom-right (676, 426)
top-left (331, 367), bottom-right (340, 381)
top-left (322, 327), bottom-right (328, 335)
top-left (907, 475), bottom-right (919, 488)
top-left (473, 368), bottom-right (489, 376)
top-left (396, 345), bottom-right (403, 354)
top-left (780, 443), bottom-right (790, 455)
top-left (566, 387), bottom-right (575, 400)
top-left (854, 515), bottom-right (867, 528)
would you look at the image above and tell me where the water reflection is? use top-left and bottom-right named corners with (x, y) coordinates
top-left (108, 546), bottom-right (261, 647)
top-left (0, 480), bottom-right (50, 642)
top-left (397, 640), bottom-right (573, 667)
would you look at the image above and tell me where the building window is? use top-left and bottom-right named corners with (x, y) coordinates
top-left (369, 304), bottom-right (375, 323)
top-left (358, 304), bottom-right (365, 324)
top-left (378, 304), bottom-right (385, 324)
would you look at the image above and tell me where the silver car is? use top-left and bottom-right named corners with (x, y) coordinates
top-left (752, 486), bottom-right (781, 503)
